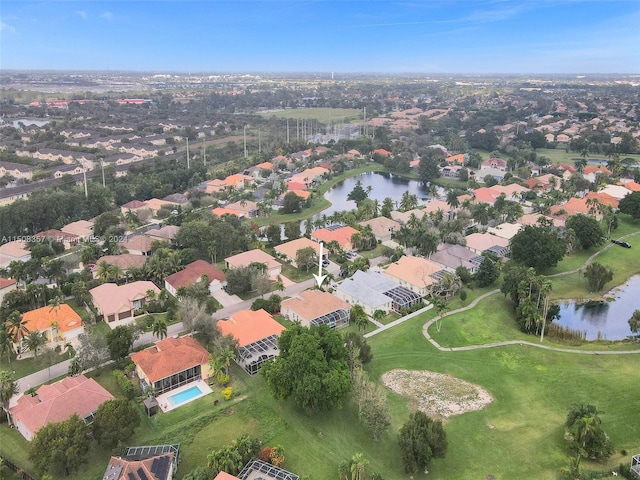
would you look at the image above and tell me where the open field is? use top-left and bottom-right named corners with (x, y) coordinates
top-left (257, 107), bottom-right (362, 123)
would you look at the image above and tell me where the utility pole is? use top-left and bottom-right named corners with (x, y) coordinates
top-left (101, 160), bottom-right (105, 188)
top-left (186, 137), bottom-right (190, 169)
top-left (202, 139), bottom-right (206, 166)
top-left (286, 119), bottom-right (290, 144)
top-left (258, 129), bottom-right (261, 154)
top-left (82, 166), bottom-right (88, 199)
top-left (243, 125), bottom-right (247, 158)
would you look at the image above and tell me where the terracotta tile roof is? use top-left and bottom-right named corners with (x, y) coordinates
top-left (212, 207), bottom-right (244, 218)
top-left (287, 189), bottom-right (311, 200)
top-left (131, 336), bottom-right (210, 383)
top-left (465, 232), bottom-right (510, 252)
top-left (445, 153), bottom-right (465, 164)
top-left (22, 304), bottom-right (82, 334)
top-left (583, 165), bottom-right (611, 175)
top-left (621, 181), bottom-right (640, 191)
top-left (90, 281), bottom-right (160, 317)
top-left (225, 249), bottom-right (280, 270)
top-left (165, 260), bottom-right (225, 289)
top-left (104, 453), bottom-right (175, 480)
top-left (0, 277), bottom-right (17, 289)
top-left (10, 375), bottom-right (114, 437)
top-left (358, 216), bottom-right (401, 239)
top-left (33, 229), bottom-right (79, 242)
top-left (373, 148), bottom-right (391, 156)
top-left (255, 161), bottom-right (274, 170)
top-left (217, 309), bottom-right (284, 348)
top-left (95, 254), bottom-right (146, 271)
top-left (214, 473), bottom-right (240, 480)
top-left (585, 191), bottom-right (619, 208)
top-left (286, 181), bottom-right (307, 191)
top-left (311, 226), bottom-right (359, 249)
top-left (147, 225), bottom-right (180, 240)
top-left (281, 290), bottom-right (349, 323)
top-left (120, 235), bottom-right (154, 253)
top-left (274, 237), bottom-right (321, 260)
top-left (122, 200), bottom-right (147, 209)
top-left (383, 255), bottom-right (442, 289)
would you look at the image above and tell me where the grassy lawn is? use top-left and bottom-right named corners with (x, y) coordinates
top-left (280, 264), bottom-right (314, 283)
top-left (0, 354), bottom-right (41, 380)
top-left (257, 107), bottom-right (362, 123)
top-left (366, 313), bottom-right (640, 480)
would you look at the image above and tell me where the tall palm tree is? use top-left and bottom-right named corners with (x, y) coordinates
top-left (0, 370), bottom-right (18, 427)
top-left (97, 260), bottom-right (110, 282)
top-left (208, 353), bottom-right (224, 379)
top-left (351, 453), bottom-right (369, 480)
top-left (151, 317), bottom-right (168, 340)
top-left (446, 189), bottom-right (460, 209)
top-left (350, 305), bottom-right (369, 333)
top-left (25, 330), bottom-right (47, 359)
top-left (0, 325), bottom-right (13, 363)
top-left (6, 310), bottom-right (28, 353)
top-left (219, 347), bottom-right (236, 375)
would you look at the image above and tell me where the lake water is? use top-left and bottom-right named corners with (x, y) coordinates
top-left (11, 118), bottom-right (50, 128)
top-left (555, 275), bottom-right (640, 340)
top-left (316, 171), bottom-right (433, 218)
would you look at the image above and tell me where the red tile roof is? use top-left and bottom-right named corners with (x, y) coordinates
top-left (131, 336), bottom-right (210, 383)
top-left (311, 226), bottom-right (359, 249)
top-left (10, 375), bottom-right (114, 438)
top-left (22, 304), bottom-right (83, 334)
top-left (165, 260), bottom-right (225, 289)
top-left (373, 148), bottom-right (391, 156)
top-left (218, 309), bottom-right (284, 348)
top-left (0, 277), bottom-right (16, 289)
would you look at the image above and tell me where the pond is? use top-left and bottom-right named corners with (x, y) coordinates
top-left (555, 275), bottom-right (640, 340)
top-left (316, 171), bottom-right (438, 219)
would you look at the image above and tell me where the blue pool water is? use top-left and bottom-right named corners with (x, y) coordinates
top-left (167, 385), bottom-right (203, 407)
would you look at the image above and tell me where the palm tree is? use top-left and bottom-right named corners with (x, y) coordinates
top-left (446, 189), bottom-right (460, 209)
top-left (350, 305), bottom-right (369, 333)
top-left (96, 260), bottom-right (110, 282)
top-left (0, 325), bottom-right (13, 363)
top-left (25, 330), bottom-right (47, 359)
top-left (6, 310), bottom-right (28, 353)
top-left (0, 370), bottom-right (18, 427)
top-left (219, 347), bottom-right (236, 375)
top-left (208, 353), bottom-right (224, 379)
top-left (151, 317), bottom-right (168, 340)
top-left (351, 453), bottom-right (369, 480)
top-left (108, 264), bottom-right (124, 284)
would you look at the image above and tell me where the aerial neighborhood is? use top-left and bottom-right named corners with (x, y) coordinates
top-left (0, 71), bottom-right (639, 480)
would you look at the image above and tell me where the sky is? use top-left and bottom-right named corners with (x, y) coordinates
top-left (1, 0), bottom-right (639, 74)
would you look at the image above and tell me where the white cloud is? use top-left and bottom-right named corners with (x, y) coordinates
top-left (101, 11), bottom-right (113, 21)
top-left (0, 21), bottom-right (16, 34)
top-left (77, 11), bottom-right (88, 20)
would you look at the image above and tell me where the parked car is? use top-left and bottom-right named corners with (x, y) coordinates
top-left (611, 239), bottom-right (631, 248)
top-left (322, 259), bottom-right (330, 267)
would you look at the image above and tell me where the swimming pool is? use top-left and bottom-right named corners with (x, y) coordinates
top-left (167, 385), bottom-right (204, 407)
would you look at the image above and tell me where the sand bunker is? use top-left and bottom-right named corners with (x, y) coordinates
top-left (381, 369), bottom-right (493, 418)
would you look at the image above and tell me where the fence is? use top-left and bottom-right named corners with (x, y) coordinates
top-left (0, 455), bottom-right (39, 480)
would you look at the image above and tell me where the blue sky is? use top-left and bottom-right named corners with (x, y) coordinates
top-left (1, 1), bottom-right (639, 73)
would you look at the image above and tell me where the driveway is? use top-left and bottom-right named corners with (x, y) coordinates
top-left (213, 289), bottom-right (243, 308)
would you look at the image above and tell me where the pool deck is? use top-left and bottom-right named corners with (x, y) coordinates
top-left (156, 380), bottom-right (213, 413)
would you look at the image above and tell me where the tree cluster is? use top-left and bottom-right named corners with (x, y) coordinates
top-left (261, 324), bottom-right (350, 413)
top-left (510, 222), bottom-right (566, 272)
top-left (398, 411), bottom-right (447, 474)
top-left (564, 403), bottom-right (614, 461)
top-left (207, 434), bottom-right (262, 476)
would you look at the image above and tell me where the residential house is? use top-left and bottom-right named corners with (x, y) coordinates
top-left (102, 445), bottom-right (179, 480)
top-left (429, 243), bottom-right (484, 274)
top-left (131, 336), bottom-right (211, 394)
top-left (92, 254), bottom-right (147, 278)
top-left (0, 240), bottom-right (31, 268)
top-left (358, 217), bottom-right (401, 242)
top-left (120, 235), bottom-right (155, 256)
top-left (481, 157), bottom-right (507, 171)
top-left (440, 165), bottom-right (464, 178)
top-left (164, 260), bottom-right (226, 297)
top-left (288, 167), bottom-right (329, 188)
top-left (19, 304), bottom-right (84, 351)
top-left (281, 289), bottom-right (350, 328)
top-left (0, 161), bottom-right (34, 181)
top-left (519, 213), bottom-right (566, 229)
top-left (10, 375), bottom-right (114, 441)
top-left (33, 229), bottom-right (81, 249)
top-left (220, 459), bottom-right (300, 480)
top-left (274, 237), bottom-right (323, 267)
top-left (90, 281), bottom-right (160, 326)
top-left (486, 222), bottom-right (523, 241)
top-left (0, 277), bottom-right (17, 304)
top-left (445, 153), bottom-right (465, 165)
top-left (145, 198), bottom-right (179, 216)
top-left (61, 220), bottom-right (95, 241)
top-left (311, 226), bottom-right (359, 251)
top-left (422, 200), bottom-right (455, 220)
top-left (465, 232), bottom-right (510, 257)
top-left (372, 148), bottom-right (392, 156)
top-left (600, 184), bottom-right (632, 200)
top-left (225, 249), bottom-right (282, 278)
top-left (334, 270), bottom-right (421, 315)
top-left (382, 255), bottom-right (444, 297)
top-left (391, 208), bottom-right (427, 225)
top-left (217, 309), bottom-right (285, 375)
top-left (477, 166), bottom-right (507, 182)
top-left (147, 225), bottom-right (180, 242)
top-left (121, 200), bottom-right (150, 216)
top-left (221, 200), bottom-right (259, 218)
top-left (583, 166), bottom-right (612, 183)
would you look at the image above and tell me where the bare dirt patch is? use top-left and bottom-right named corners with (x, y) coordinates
top-left (381, 369), bottom-right (493, 418)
